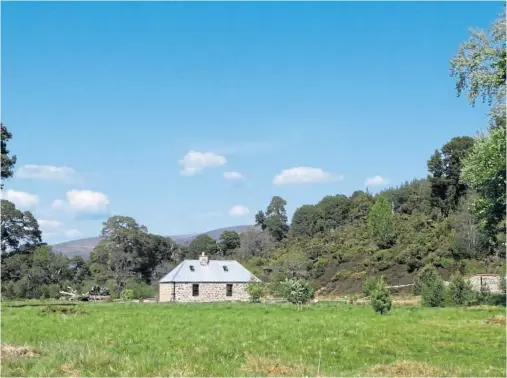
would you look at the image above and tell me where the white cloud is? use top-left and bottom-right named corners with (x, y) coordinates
top-left (273, 167), bottom-right (342, 185)
top-left (178, 151), bottom-right (227, 176)
top-left (1, 190), bottom-right (39, 209)
top-left (223, 171), bottom-right (244, 180)
top-left (365, 176), bottom-right (389, 187)
top-left (38, 219), bottom-right (62, 230)
top-left (37, 218), bottom-right (83, 240)
top-left (16, 164), bottom-right (78, 183)
top-left (229, 205), bottom-right (250, 217)
top-left (52, 190), bottom-right (109, 215)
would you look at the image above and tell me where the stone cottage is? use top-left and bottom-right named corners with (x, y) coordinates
top-left (158, 252), bottom-right (260, 302)
top-left (468, 274), bottom-right (505, 294)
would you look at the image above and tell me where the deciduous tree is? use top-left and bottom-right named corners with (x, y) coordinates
top-left (218, 230), bottom-right (241, 255)
top-left (264, 196), bottom-right (289, 241)
top-left (427, 136), bottom-right (475, 216)
top-left (1, 123), bottom-right (17, 188)
top-left (1, 200), bottom-right (42, 254)
top-left (187, 234), bottom-right (218, 258)
top-left (368, 196), bottom-right (395, 248)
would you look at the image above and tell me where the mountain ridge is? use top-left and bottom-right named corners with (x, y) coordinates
top-left (51, 225), bottom-right (255, 260)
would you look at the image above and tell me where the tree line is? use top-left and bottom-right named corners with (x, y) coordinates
top-left (1, 8), bottom-right (505, 300)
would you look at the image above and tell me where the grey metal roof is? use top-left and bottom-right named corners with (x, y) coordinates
top-left (159, 259), bottom-right (260, 283)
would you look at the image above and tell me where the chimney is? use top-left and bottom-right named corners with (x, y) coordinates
top-left (199, 252), bottom-right (209, 266)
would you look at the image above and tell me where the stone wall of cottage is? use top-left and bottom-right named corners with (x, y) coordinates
top-left (159, 283), bottom-right (174, 302)
top-left (468, 275), bottom-right (505, 294)
top-left (159, 282), bottom-right (250, 302)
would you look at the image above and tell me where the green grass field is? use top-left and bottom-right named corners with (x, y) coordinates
top-left (1, 302), bottom-right (505, 377)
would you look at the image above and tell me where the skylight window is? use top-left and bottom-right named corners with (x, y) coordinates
top-left (223, 265), bottom-right (228, 272)
top-left (190, 265), bottom-right (195, 272)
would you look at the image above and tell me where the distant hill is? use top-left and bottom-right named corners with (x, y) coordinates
top-left (51, 225), bottom-right (255, 260)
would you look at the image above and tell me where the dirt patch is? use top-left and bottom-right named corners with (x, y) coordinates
top-left (468, 305), bottom-right (501, 310)
top-left (40, 306), bottom-right (88, 315)
top-left (364, 360), bottom-right (443, 377)
top-left (241, 353), bottom-right (309, 376)
top-left (1, 344), bottom-right (39, 359)
top-left (58, 363), bottom-right (81, 377)
top-left (486, 315), bottom-right (506, 326)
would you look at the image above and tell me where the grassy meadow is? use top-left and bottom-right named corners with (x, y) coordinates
top-left (1, 301), bottom-right (505, 377)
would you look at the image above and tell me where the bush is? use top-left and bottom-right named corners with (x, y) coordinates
top-left (500, 276), bottom-right (506, 296)
top-left (449, 273), bottom-right (474, 306)
top-left (120, 288), bottom-right (134, 301)
top-left (309, 261), bottom-right (325, 279)
top-left (487, 293), bottom-right (506, 306)
top-left (280, 278), bottom-right (315, 307)
top-left (413, 265), bottom-right (439, 295)
top-left (246, 281), bottom-right (266, 303)
top-left (363, 277), bottom-right (378, 297)
top-left (475, 282), bottom-right (491, 305)
top-left (125, 281), bottom-right (155, 299)
top-left (370, 276), bottom-right (392, 315)
top-left (421, 278), bottom-right (446, 307)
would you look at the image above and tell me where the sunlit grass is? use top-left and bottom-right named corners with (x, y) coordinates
top-left (1, 302), bottom-right (505, 376)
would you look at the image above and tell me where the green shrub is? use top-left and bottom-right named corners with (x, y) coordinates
top-left (487, 293), bottom-right (506, 306)
top-left (125, 281), bottom-right (155, 299)
top-left (120, 288), bottom-right (134, 301)
top-left (449, 273), bottom-right (474, 306)
top-left (370, 276), bottom-right (392, 315)
top-left (413, 265), bottom-right (439, 295)
top-left (363, 277), bottom-right (378, 297)
top-left (309, 261), bottom-right (325, 279)
top-left (500, 276), bottom-right (506, 296)
top-left (421, 278), bottom-right (446, 307)
top-left (350, 271), bottom-right (366, 280)
top-left (280, 278), bottom-right (315, 307)
top-left (475, 282), bottom-right (491, 305)
top-left (246, 281), bottom-right (266, 303)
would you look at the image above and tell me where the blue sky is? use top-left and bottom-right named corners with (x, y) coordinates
top-left (1, 1), bottom-right (501, 243)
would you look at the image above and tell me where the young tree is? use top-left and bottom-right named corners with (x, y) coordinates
top-left (368, 196), bottom-right (395, 248)
top-left (413, 265), bottom-right (439, 295)
top-left (246, 280), bottom-right (265, 303)
top-left (280, 278), bottom-right (315, 308)
top-left (363, 276), bottom-right (378, 297)
top-left (1, 123), bottom-right (17, 188)
top-left (370, 276), bottom-right (392, 315)
top-left (449, 273), bottom-right (474, 306)
top-left (421, 277), bottom-right (447, 308)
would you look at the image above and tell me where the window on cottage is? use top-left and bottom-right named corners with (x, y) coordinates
top-left (192, 284), bottom-right (199, 296)
top-left (223, 265), bottom-right (228, 272)
top-left (226, 284), bottom-right (233, 297)
top-left (189, 265), bottom-right (195, 271)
